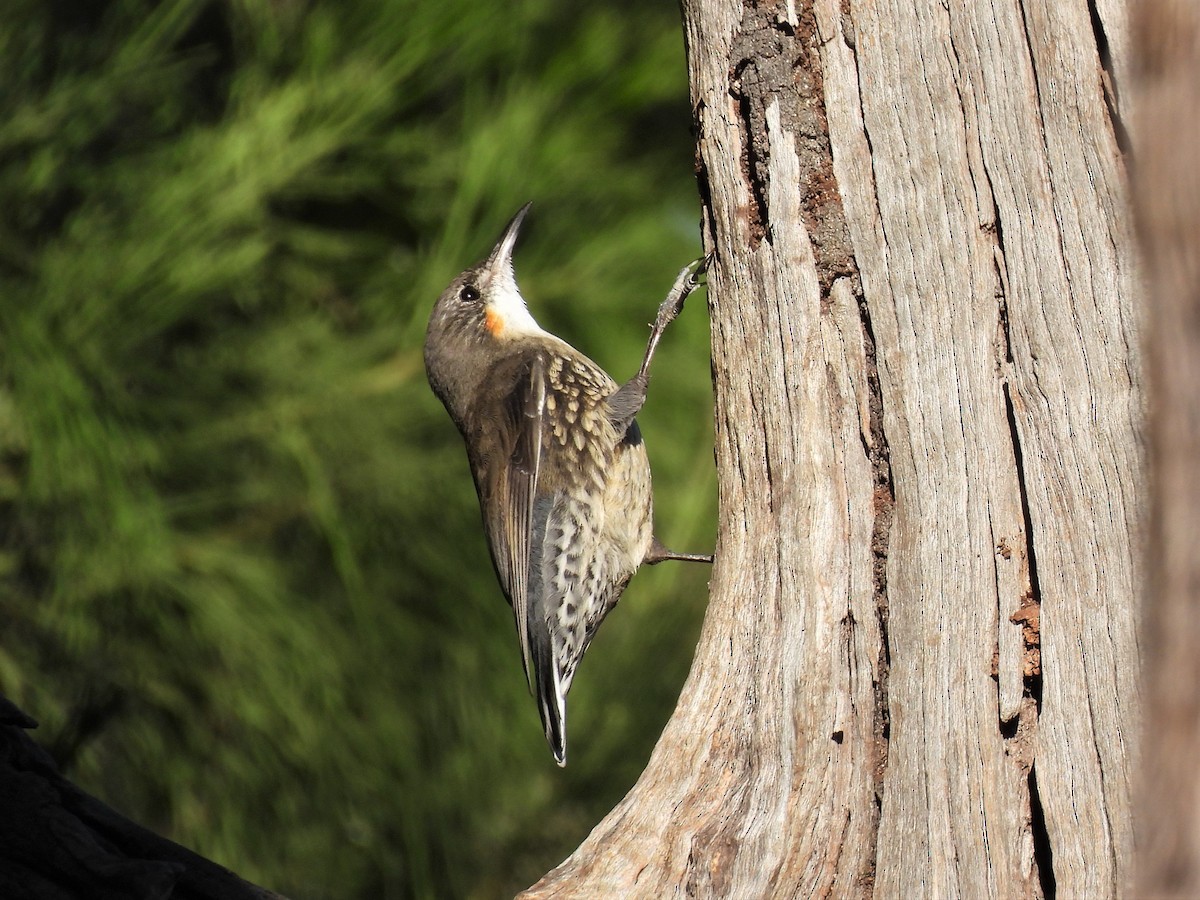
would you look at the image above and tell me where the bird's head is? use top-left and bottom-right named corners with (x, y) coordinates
top-left (425, 203), bottom-right (545, 421)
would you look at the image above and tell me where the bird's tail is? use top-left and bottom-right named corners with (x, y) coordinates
top-left (530, 628), bottom-right (567, 766)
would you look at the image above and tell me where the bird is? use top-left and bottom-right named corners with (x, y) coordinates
top-left (424, 203), bottom-right (711, 766)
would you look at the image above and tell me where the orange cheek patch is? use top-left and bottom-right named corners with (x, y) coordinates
top-left (485, 308), bottom-right (505, 336)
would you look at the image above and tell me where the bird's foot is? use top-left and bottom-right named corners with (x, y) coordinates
top-left (655, 253), bottom-right (712, 331)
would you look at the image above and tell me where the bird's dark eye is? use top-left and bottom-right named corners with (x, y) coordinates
top-left (459, 284), bottom-right (480, 303)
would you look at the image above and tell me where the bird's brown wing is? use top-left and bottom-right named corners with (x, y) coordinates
top-left (477, 354), bottom-right (546, 691)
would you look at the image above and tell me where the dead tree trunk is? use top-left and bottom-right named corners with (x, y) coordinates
top-left (1133, 2), bottom-right (1200, 895)
top-left (523, 0), bottom-right (1139, 896)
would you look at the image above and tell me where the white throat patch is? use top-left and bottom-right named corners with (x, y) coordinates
top-left (485, 267), bottom-right (545, 338)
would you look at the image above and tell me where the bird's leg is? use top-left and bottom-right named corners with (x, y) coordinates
top-left (608, 254), bottom-right (712, 432)
top-left (635, 253), bottom-right (711, 384)
top-left (644, 537), bottom-right (713, 565)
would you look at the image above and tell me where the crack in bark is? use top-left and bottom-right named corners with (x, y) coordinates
top-left (731, 74), bottom-right (770, 249)
top-left (857, 284), bottom-right (894, 839)
top-left (693, 106), bottom-right (717, 254)
top-left (1086, 0), bottom-right (1130, 157)
top-left (994, 208), bottom-right (1045, 714)
top-left (1029, 764), bottom-right (1057, 899)
top-left (999, 282), bottom-right (1052, 895)
top-left (998, 342), bottom-right (1044, 715)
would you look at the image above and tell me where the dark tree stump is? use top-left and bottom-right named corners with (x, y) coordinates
top-left (0, 696), bottom-right (285, 900)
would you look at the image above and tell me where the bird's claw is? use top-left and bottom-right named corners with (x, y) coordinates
top-left (657, 254), bottom-right (712, 324)
top-left (686, 253), bottom-right (714, 291)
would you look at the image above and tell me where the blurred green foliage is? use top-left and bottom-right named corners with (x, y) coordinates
top-left (0, 0), bottom-right (714, 897)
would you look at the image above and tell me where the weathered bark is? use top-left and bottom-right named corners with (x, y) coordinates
top-left (1132, 1), bottom-right (1200, 895)
top-left (524, 0), bottom-right (1140, 896)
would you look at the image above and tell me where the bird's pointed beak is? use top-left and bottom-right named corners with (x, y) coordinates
top-left (485, 202), bottom-right (532, 275)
